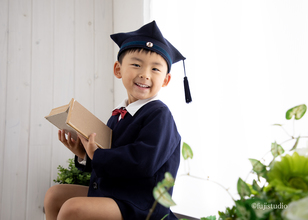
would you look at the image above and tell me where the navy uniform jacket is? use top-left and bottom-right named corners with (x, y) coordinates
top-left (75, 100), bottom-right (181, 219)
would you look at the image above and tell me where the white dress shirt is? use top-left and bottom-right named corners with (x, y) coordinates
top-left (113, 94), bottom-right (159, 120)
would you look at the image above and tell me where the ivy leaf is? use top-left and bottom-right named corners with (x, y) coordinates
top-left (218, 206), bottom-right (236, 219)
top-left (286, 104), bottom-right (307, 120)
top-left (182, 142), bottom-right (193, 160)
top-left (271, 142), bottom-right (285, 158)
top-left (252, 179), bottom-right (262, 193)
top-left (249, 159), bottom-right (267, 180)
top-left (237, 178), bottom-right (251, 199)
top-left (162, 172), bottom-right (175, 188)
top-left (290, 136), bottom-right (300, 151)
top-left (153, 182), bottom-right (176, 208)
top-left (235, 200), bottom-right (251, 219)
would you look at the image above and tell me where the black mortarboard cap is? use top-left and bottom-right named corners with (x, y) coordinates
top-left (110, 20), bottom-right (192, 103)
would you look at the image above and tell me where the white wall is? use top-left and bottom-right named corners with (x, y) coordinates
top-left (112, 0), bottom-right (150, 104)
top-left (0, 0), bottom-right (145, 219)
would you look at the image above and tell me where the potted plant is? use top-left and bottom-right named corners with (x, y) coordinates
top-left (54, 158), bottom-right (91, 186)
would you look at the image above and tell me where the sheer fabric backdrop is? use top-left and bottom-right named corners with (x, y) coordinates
top-left (149, 0), bottom-right (308, 217)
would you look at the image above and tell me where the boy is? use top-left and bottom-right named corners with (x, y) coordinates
top-left (44, 20), bottom-right (190, 220)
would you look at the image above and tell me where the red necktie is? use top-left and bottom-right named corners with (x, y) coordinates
top-left (112, 108), bottom-right (128, 119)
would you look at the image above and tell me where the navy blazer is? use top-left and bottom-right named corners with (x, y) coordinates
top-left (75, 100), bottom-right (181, 219)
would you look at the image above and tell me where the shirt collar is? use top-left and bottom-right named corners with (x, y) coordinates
top-left (113, 95), bottom-right (159, 117)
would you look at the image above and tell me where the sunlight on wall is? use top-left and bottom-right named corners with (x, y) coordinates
top-left (150, 0), bottom-right (308, 217)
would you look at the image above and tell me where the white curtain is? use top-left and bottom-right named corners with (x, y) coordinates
top-left (149, 0), bottom-right (308, 217)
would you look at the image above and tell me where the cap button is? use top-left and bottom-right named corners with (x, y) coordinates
top-left (146, 42), bottom-right (153, 47)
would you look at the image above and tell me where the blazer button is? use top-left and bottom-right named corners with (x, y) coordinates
top-left (93, 182), bottom-right (98, 189)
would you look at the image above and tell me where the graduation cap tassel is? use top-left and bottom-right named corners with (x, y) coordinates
top-left (183, 60), bottom-right (192, 103)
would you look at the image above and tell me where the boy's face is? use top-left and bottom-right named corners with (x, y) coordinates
top-left (114, 50), bottom-right (171, 104)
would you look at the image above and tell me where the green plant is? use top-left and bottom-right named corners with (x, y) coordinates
top-left (146, 172), bottom-right (176, 220)
top-left (163, 104), bottom-right (308, 220)
top-left (220, 104), bottom-right (308, 220)
top-left (54, 158), bottom-right (91, 186)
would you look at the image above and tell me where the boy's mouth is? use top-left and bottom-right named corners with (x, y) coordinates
top-left (135, 83), bottom-right (150, 88)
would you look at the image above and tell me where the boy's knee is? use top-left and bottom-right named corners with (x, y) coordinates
top-left (44, 185), bottom-right (55, 206)
top-left (44, 185), bottom-right (62, 209)
top-left (57, 198), bottom-right (82, 220)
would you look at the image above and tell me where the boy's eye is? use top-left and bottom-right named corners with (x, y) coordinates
top-left (132, 64), bottom-right (140, 67)
top-left (152, 68), bottom-right (160, 72)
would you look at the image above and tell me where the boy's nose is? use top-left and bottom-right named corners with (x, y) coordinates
top-left (139, 73), bottom-right (149, 80)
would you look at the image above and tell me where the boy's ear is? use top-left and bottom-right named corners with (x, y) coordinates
top-left (162, 73), bottom-right (171, 87)
top-left (113, 61), bottom-right (122, 79)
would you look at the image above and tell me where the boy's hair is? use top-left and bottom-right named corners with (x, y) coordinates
top-left (118, 48), bottom-right (155, 64)
top-left (118, 48), bottom-right (169, 74)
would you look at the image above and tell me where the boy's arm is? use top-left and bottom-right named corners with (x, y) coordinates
top-left (91, 106), bottom-right (180, 178)
top-left (74, 154), bottom-right (92, 173)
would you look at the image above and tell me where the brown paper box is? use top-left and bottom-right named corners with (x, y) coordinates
top-left (45, 98), bottom-right (112, 149)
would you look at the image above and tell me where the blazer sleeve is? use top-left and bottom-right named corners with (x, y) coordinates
top-left (74, 154), bottom-right (92, 173)
top-left (91, 106), bottom-right (180, 179)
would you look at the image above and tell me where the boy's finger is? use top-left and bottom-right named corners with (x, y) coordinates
top-left (77, 134), bottom-right (87, 146)
top-left (76, 136), bottom-right (82, 146)
top-left (67, 132), bottom-right (71, 142)
top-left (67, 132), bottom-right (74, 145)
top-left (89, 133), bottom-right (97, 144)
top-left (59, 130), bottom-right (69, 147)
top-left (60, 130), bottom-right (66, 142)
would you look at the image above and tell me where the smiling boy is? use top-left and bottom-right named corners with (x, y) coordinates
top-left (114, 49), bottom-right (170, 104)
top-left (44, 21), bottom-right (190, 220)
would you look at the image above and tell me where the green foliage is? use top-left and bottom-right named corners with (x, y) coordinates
top-left (161, 214), bottom-right (169, 220)
top-left (182, 142), bottom-right (193, 160)
top-left (252, 180), bottom-right (262, 194)
top-left (285, 104), bottom-right (307, 120)
top-left (248, 159), bottom-right (267, 181)
top-left (54, 158), bottom-right (91, 186)
top-left (147, 172), bottom-right (176, 220)
top-left (201, 216), bottom-right (216, 220)
top-left (200, 104), bottom-right (308, 220)
top-left (153, 172), bottom-right (176, 208)
top-left (206, 218), bottom-right (216, 220)
top-left (290, 136), bottom-right (300, 151)
top-left (218, 206), bottom-right (236, 220)
top-left (270, 142), bottom-right (284, 158)
top-left (237, 178), bottom-right (251, 199)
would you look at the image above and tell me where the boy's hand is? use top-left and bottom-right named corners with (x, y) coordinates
top-left (78, 133), bottom-right (98, 160)
top-left (58, 130), bottom-right (86, 159)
